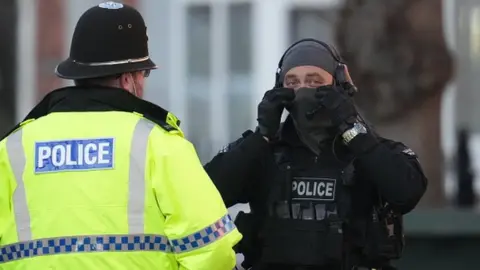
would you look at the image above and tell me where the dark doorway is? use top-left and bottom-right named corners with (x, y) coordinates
top-left (0, 0), bottom-right (17, 136)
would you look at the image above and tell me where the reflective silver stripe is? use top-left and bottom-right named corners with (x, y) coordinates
top-left (128, 118), bottom-right (155, 234)
top-left (72, 56), bottom-right (151, 66)
top-left (0, 234), bottom-right (171, 263)
top-left (5, 129), bottom-right (31, 242)
top-left (170, 214), bottom-right (236, 253)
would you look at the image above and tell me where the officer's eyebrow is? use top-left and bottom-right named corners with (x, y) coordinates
top-left (305, 72), bottom-right (328, 83)
top-left (306, 72), bottom-right (323, 78)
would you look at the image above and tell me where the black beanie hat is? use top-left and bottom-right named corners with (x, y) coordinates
top-left (279, 40), bottom-right (338, 82)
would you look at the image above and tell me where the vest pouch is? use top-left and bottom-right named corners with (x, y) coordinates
top-left (325, 216), bottom-right (344, 261)
top-left (382, 212), bottom-right (404, 260)
top-left (260, 217), bottom-right (343, 266)
top-left (362, 210), bottom-right (404, 264)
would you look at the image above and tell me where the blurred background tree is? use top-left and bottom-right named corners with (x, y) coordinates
top-left (336, 0), bottom-right (454, 207)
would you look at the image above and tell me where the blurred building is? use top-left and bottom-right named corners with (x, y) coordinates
top-left (10, 0), bottom-right (480, 198)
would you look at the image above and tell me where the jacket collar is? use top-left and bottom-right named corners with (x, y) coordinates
top-left (1, 86), bottom-right (180, 140)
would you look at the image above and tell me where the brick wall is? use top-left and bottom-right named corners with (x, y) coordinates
top-left (36, 0), bottom-right (64, 99)
top-left (35, 0), bottom-right (139, 99)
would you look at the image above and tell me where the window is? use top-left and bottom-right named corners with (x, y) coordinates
top-left (227, 3), bottom-right (253, 140)
top-left (141, 0), bottom-right (171, 108)
top-left (455, 3), bottom-right (480, 130)
top-left (470, 7), bottom-right (480, 59)
top-left (186, 5), bottom-right (212, 163)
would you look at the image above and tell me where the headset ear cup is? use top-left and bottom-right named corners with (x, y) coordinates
top-left (334, 65), bottom-right (357, 96)
top-left (334, 65), bottom-right (346, 85)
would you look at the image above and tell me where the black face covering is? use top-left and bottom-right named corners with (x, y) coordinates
top-left (287, 87), bottom-right (336, 155)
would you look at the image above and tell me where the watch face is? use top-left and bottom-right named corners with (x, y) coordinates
top-left (354, 122), bottom-right (367, 133)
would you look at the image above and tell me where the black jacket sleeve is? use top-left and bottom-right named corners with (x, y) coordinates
top-left (204, 130), bottom-right (271, 208)
top-left (348, 132), bottom-right (428, 214)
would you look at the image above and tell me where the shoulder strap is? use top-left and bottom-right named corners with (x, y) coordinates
top-left (1, 124), bottom-right (20, 141)
top-left (0, 117), bottom-right (37, 141)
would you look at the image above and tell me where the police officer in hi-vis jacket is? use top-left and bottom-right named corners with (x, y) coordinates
top-left (0, 2), bottom-right (241, 269)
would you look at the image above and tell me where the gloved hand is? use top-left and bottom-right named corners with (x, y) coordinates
top-left (315, 85), bottom-right (358, 133)
top-left (257, 88), bottom-right (295, 140)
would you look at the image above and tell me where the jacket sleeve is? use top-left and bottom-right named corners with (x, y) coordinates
top-left (151, 130), bottom-right (242, 270)
top-left (204, 130), bottom-right (272, 208)
top-left (348, 132), bottom-right (428, 214)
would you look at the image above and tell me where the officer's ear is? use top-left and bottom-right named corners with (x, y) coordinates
top-left (117, 73), bottom-right (136, 93)
top-left (118, 73), bottom-right (130, 87)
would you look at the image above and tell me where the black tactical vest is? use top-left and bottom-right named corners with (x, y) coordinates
top-left (251, 144), bottom-right (405, 269)
top-left (258, 145), bottom-right (355, 267)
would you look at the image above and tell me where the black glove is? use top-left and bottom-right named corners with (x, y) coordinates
top-left (315, 85), bottom-right (358, 133)
top-left (257, 88), bottom-right (295, 140)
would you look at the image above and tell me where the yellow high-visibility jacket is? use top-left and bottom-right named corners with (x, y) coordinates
top-left (0, 87), bottom-right (242, 270)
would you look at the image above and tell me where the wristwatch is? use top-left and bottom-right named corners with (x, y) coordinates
top-left (342, 122), bottom-right (368, 145)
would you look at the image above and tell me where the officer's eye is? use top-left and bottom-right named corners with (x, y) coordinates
top-left (307, 80), bottom-right (326, 87)
top-left (285, 80), bottom-right (299, 87)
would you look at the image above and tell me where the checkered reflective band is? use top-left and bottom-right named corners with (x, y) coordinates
top-left (170, 214), bottom-right (235, 253)
top-left (0, 214), bottom-right (235, 263)
top-left (0, 234), bottom-right (169, 263)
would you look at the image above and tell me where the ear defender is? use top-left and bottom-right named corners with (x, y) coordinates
top-left (334, 64), bottom-right (358, 97)
top-left (274, 67), bottom-right (282, 88)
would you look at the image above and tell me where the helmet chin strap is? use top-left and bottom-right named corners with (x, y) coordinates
top-left (132, 82), bottom-right (138, 97)
top-left (130, 73), bottom-right (138, 97)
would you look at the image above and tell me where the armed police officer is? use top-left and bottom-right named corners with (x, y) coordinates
top-left (0, 2), bottom-right (241, 270)
top-left (204, 38), bottom-right (427, 270)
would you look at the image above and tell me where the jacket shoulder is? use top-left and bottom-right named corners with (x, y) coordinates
top-left (153, 121), bottom-right (176, 132)
top-left (218, 130), bottom-right (255, 154)
top-left (149, 122), bottom-right (191, 154)
top-left (378, 137), bottom-right (418, 158)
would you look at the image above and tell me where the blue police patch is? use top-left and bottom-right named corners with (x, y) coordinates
top-left (34, 138), bottom-right (115, 174)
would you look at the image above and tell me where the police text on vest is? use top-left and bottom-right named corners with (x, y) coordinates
top-left (35, 138), bottom-right (114, 173)
top-left (292, 177), bottom-right (336, 201)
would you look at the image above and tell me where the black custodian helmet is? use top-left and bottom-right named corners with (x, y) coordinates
top-left (55, 1), bottom-right (157, 80)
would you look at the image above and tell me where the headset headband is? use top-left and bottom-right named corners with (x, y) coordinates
top-left (276, 38), bottom-right (344, 75)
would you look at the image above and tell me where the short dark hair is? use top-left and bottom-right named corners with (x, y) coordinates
top-left (73, 75), bottom-right (120, 87)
